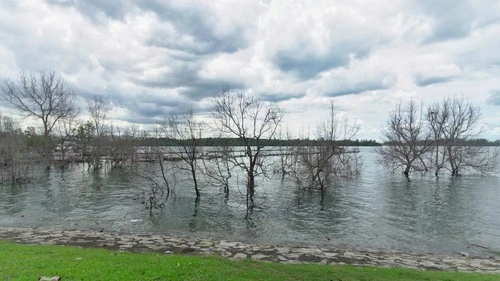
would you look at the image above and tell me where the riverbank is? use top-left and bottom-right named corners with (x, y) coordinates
top-left (3, 241), bottom-right (498, 281)
top-left (0, 227), bottom-right (499, 273)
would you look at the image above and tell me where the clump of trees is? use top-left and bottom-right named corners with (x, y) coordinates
top-left (1, 71), bottom-right (78, 169)
top-left (285, 101), bottom-right (362, 202)
top-left (376, 100), bottom-right (433, 175)
top-left (377, 97), bottom-right (498, 176)
top-left (212, 89), bottom-right (284, 209)
top-left (0, 115), bottom-right (27, 183)
top-left (161, 110), bottom-right (203, 201)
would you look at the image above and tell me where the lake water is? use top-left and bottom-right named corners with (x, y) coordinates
top-left (0, 147), bottom-right (499, 257)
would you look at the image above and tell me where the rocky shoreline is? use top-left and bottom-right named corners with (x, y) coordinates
top-left (0, 227), bottom-right (499, 273)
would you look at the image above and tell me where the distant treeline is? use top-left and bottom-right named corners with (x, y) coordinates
top-left (140, 137), bottom-right (382, 147)
top-left (382, 138), bottom-right (500, 147)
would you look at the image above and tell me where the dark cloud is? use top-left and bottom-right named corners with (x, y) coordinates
top-left (131, 62), bottom-right (199, 89)
top-left (118, 116), bottom-right (159, 125)
top-left (415, 75), bottom-right (453, 87)
top-left (44, 0), bottom-right (75, 7)
top-left (272, 40), bottom-right (372, 80)
top-left (413, 0), bottom-right (500, 43)
top-left (179, 80), bottom-right (245, 101)
top-left (274, 52), bottom-right (347, 80)
top-left (142, 2), bottom-right (248, 55)
top-left (72, 83), bottom-right (192, 123)
top-left (259, 92), bottom-right (304, 102)
top-left (325, 80), bottom-right (392, 97)
top-left (131, 63), bottom-right (245, 101)
top-left (146, 30), bottom-right (243, 56)
top-left (116, 95), bottom-right (195, 123)
top-left (46, 0), bottom-right (130, 22)
top-left (487, 90), bottom-right (500, 106)
top-left (45, 0), bottom-right (249, 55)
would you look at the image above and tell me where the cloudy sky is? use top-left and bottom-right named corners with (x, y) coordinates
top-left (1, 0), bottom-right (500, 140)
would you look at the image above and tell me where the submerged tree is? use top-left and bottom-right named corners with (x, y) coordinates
top-left (87, 95), bottom-right (108, 170)
top-left (108, 125), bottom-right (138, 169)
top-left (1, 71), bottom-right (78, 169)
top-left (54, 115), bottom-right (79, 164)
top-left (379, 97), bottom-right (498, 176)
top-left (292, 101), bottom-right (362, 198)
top-left (377, 100), bottom-right (433, 175)
top-left (200, 143), bottom-right (233, 197)
top-left (274, 127), bottom-right (295, 180)
top-left (0, 115), bottom-right (27, 183)
top-left (212, 90), bottom-right (284, 207)
top-left (139, 128), bottom-right (177, 215)
top-left (162, 110), bottom-right (203, 201)
top-left (427, 97), bottom-right (498, 176)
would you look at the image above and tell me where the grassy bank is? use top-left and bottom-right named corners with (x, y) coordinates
top-left (0, 241), bottom-right (498, 281)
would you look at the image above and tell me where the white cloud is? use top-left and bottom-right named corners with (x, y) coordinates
top-left (0, 0), bottom-right (500, 140)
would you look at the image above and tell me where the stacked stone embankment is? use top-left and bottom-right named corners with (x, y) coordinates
top-left (1, 227), bottom-right (499, 273)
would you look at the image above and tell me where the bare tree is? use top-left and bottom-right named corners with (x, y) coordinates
top-left (274, 127), bottom-right (295, 180)
top-left (162, 110), bottom-right (203, 201)
top-left (108, 125), bottom-right (138, 169)
top-left (427, 102), bottom-right (448, 175)
top-left (54, 115), bottom-right (80, 164)
top-left (292, 101), bottom-right (361, 198)
top-left (428, 97), bottom-right (498, 176)
top-left (87, 95), bottom-right (108, 170)
top-left (212, 90), bottom-right (284, 207)
top-left (75, 121), bottom-right (94, 166)
top-left (200, 141), bottom-right (233, 197)
top-left (377, 100), bottom-right (433, 175)
top-left (137, 128), bottom-right (177, 214)
top-left (1, 71), bottom-right (78, 168)
top-left (0, 115), bottom-right (27, 183)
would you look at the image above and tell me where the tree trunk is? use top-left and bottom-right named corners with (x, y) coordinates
top-left (247, 168), bottom-right (255, 198)
top-left (191, 165), bottom-right (200, 200)
top-left (403, 165), bottom-right (410, 175)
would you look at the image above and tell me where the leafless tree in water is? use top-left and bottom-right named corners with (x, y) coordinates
top-left (54, 115), bottom-right (80, 165)
top-left (87, 95), bottom-right (108, 170)
top-left (137, 128), bottom-right (177, 215)
top-left (376, 100), bottom-right (433, 176)
top-left (0, 115), bottom-right (28, 183)
top-left (200, 141), bottom-right (233, 197)
top-left (427, 97), bottom-right (498, 176)
top-left (274, 127), bottom-right (295, 180)
top-left (108, 125), bottom-right (138, 169)
top-left (212, 89), bottom-right (284, 210)
top-left (292, 101), bottom-right (362, 198)
top-left (1, 71), bottom-right (78, 169)
top-left (161, 110), bottom-right (203, 201)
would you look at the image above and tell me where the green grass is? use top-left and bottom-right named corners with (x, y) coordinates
top-left (0, 241), bottom-right (498, 281)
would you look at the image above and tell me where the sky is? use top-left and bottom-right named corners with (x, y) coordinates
top-left (1, 0), bottom-right (500, 141)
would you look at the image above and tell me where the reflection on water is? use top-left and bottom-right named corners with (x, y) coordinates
top-left (0, 147), bottom-right (499, 256)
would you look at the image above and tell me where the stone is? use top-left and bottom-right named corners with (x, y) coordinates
top-left (293, 247), bottom-right (321, 255)
top-left (221, 251), bottom-right (232, 258)
top-left (233, 253), bottom-right (247, 259)
top-left (197, 240), bottom-right (213, 247)
top-left (219, 241), bottom-right (237, 248)
top-left (276, 247), bottom-right (290, 254)
top-left (322, 252), bottom-right (338, 258)
top-left (277, 255), bottom-right (288, 261)
top-left (252, 254), bottom-right (269, 260)
top-left (343, 251), bottom-right (357, 258)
